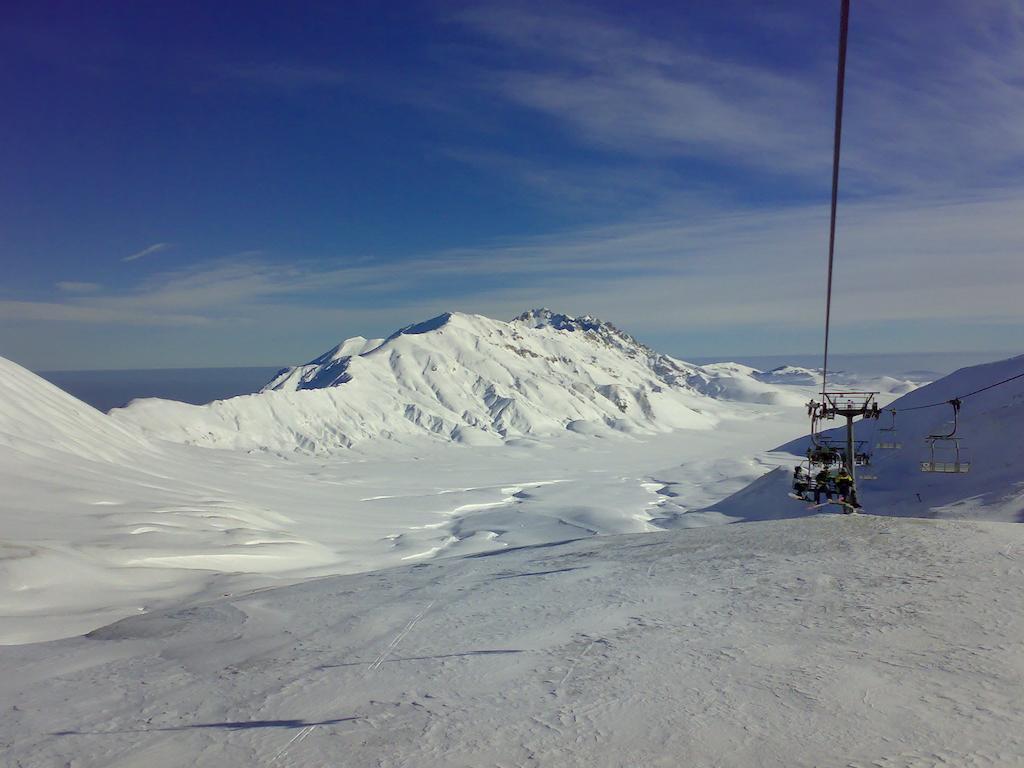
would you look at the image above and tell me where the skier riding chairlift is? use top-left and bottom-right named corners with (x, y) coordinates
top-left (792, 466), bottom-right (809, 499)
top-left (813, 467), bottom-right (834, 505)
top-left (834, 466), bottom-right (860, 509)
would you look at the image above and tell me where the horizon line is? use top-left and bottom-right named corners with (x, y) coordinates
top-left (30, 349), bottom-right (1019, 374)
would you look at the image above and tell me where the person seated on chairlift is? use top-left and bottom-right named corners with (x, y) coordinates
top-left (813, 467), bottom-right (833, 505)
top-left (835, 466), bottom-right (860, 508)
top-left (793, 466), bottom-right (808, 499)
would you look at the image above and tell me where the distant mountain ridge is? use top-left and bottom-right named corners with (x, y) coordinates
top-left (263, 309), bottom-right (673, 394)
top-left (263, 308), bottom-right (810, 403)
top-left (101, 309), bottom-right (920, 454)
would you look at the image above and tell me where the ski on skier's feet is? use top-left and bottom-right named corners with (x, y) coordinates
top-left (836, 496), bottom-right (862, 514)
top-left (804, 499), bottom-right (863, 514)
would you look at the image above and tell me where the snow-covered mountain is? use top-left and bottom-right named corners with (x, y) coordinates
top-left (111, 309), bottom-right (915, 454)
top-left (109, 309), bottom-right (708, 452)
top-left (753, 364), bottom-right (917, 396)
top-left (1, 338), bottom-right (1020, 764)
top-left (264, 309), bottom-right (817, 407)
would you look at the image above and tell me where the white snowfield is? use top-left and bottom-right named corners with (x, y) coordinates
top-left (2, 517), bottom-right (1023, 768)
top-left (1, 309), bottom-right (1022, 766)
top-left (0, 311), bottom-right (921, 646)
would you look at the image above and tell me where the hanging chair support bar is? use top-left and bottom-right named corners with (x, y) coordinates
top-left (928, 398), bottom-right (962, 440)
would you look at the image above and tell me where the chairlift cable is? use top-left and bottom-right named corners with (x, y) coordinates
top-left (794, 0), bottom-right (860, 505)
top-left (947, 370), bottom-right (1024, 401)
top-left (884, 369), bottom-right (1024, 414)
top-left (821, 0), bottom-right (851, 398)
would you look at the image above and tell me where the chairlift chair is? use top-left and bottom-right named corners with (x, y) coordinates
top-left (807, 445), bottom-right (843, 468)
top-left (876, 410), bottom-right (901, 450)
top-left (920, 399), bottom-right (970, 473)
top-left (800, 392), bottom-right (879, 498)
top-left (805, 404), bottom-right (843, 469)
top-left (921, 438), bottom-right (969, 473)
top-left (850, 439), bottom-right (871, 466)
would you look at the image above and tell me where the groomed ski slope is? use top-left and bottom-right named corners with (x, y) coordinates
top-left (2, 515), bottom-right (1022, 767)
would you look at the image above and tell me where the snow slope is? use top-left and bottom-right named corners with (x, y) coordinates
top-left (0, 310), bottom-right (922, 645)
top-left (110, 309), bottom-right (917, 454)
top-left (0, 355), bottom-right (145, 462)
top-left (0, 357), bottom-right (350, 643)
top-left (684, 354), bottom-right (1024, 525)
top-left (2, 349), bottom-right (811, 645)
top-left (2, 346), bottom-right (1021, 763)
top-left (3, 515), bottom-right (1022, 767)
top-left (788, 353), bottom-right (1024, 522)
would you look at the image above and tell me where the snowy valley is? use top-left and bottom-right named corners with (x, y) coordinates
top-left (1, 309), bottom-right (1022, 767)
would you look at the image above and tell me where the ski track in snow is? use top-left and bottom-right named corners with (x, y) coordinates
top-left (367, 598), bottom-right (440, 672)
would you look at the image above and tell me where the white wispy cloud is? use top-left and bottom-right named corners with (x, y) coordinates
top-left (454, 5), bottom-right (830, 176)
top-left (10, 191), bottom-right (1023, 349)
top-left (839, 0), bottom-right (1024, 191)
top-left (453, 2), bottom-right (1024, 195)
top-left (123, 242), bottom-right (173, 262)
top-left (439, 146), bottom-right (709, 210)
top-left (55, 281), bottom-right (101, 293)
top-left (417, 192), bottom-right (1024, 337)
top-left (0, 300), bottom-right (209, 327)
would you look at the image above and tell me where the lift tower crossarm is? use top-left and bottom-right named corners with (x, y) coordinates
top-left (813, 391), bottom-right (881, 485)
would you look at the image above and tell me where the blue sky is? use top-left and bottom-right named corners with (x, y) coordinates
top-left (2, 0), bottom-right (1023, 370)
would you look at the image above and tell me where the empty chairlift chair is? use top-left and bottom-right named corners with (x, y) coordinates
top-left (807, 443), bottom-right (843, 470)
top-left (852, 441), bottom-right (877, 479)
top-left (876, 410), bottom-right (901, 450)
top-left (921, 399), bottom-right (970, 473)
top-left (852, 439), bottom-right (871, 466)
